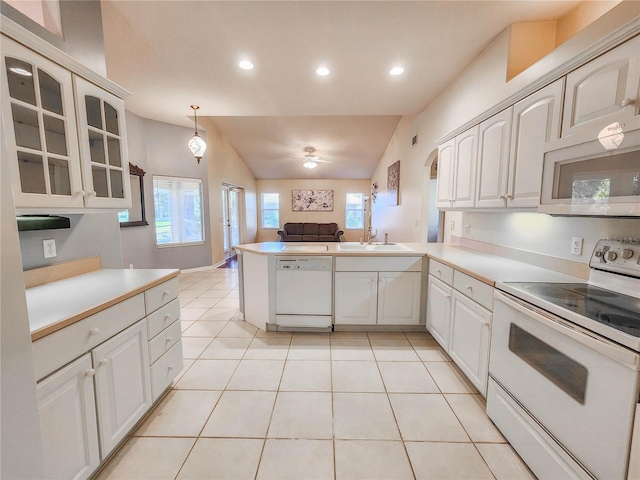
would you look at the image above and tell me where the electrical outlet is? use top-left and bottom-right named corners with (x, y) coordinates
top-left (450, 220), bottom-right (455, 231)
top-left (43, 239), bottom-right (57, 258)
top-left (571, 237), bottom-right (583, 256)
top-left (463, 224), bottom-right (471, 236)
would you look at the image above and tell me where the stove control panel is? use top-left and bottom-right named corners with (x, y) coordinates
top-left (590, 239), bottom-right (640, 277)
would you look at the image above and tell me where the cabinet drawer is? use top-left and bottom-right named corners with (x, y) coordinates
top-left (145, 278), bottom-right (179, 314)
top-left (335, 256), bottom-right (422, 272)
top-left (148, 320), bottom-right (182, 364)
top-left (453, 271), bottom-right (494, 311)
top-left (429, 260), bottom-right (454, 285)
top-left (150, 340), bottom-right (183, 402)
top-left (147, 298), bottom-right (180, 339)
top-left (32, 294), bottom-right (145, 381)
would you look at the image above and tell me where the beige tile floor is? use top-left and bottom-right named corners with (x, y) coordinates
top-left (97, 267), bottom-right (536, 480)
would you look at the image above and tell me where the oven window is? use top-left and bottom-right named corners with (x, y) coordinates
top-left (508, 324), bottom-right (588, 404)
top-left (554, 151), bottom-right (639, 202)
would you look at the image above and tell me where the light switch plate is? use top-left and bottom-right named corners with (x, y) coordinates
top-left (43, 239), bottom-right (57, 258)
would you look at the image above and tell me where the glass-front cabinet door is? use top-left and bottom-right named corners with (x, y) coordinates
top-left (1, 38), bottom-right (84, 208)
top-left (74, 77), bottom-right (131, 209)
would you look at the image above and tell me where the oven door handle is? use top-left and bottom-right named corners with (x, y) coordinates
top-left (495, 290), bottom-right (640, 370)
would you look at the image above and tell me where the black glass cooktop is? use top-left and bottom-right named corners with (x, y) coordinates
top-left (504, 282), bottom-right (640, 338)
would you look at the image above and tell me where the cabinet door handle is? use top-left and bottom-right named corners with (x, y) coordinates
top-left (168, 364), bottom-right (174, 371)
top-left (99, 359), bottom-right (108, 367)
top-left (164, 314), bottom-right (172, 321)
top-left (74, 189), bottom-right (85, 198)
top-left (466, 285), bottom-right (473, 292)
top-left (445, 295), bottom-right (451, 300)
top-left (87, 190), bottom-right (97, 197)
top-left (165, 336), bottom-right (173, 343)
top-left (89, 328), bottom-right (100, 336)
top-left (621, 98), bottom-right (635, 107)
top-left (162, 290), bottom-right (170, 296)
top-left (436, 269), bottom-right (441, 275)
top-left (85, 369), bottom-right (95, 377)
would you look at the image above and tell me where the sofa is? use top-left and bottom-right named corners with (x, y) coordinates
top-left (277, 222), bottom-right (344, 242)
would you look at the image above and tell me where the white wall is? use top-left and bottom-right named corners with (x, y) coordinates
top-left (202, 118), bottom-right (257, 264)
top-left (256, 178), bottom-right (371, 242)
top-left (20, 213), bottom-right (123, 270)
top-left (371, 3), bottom-right (640, 263)
top-left (120, 111), bottom-right (213, 270)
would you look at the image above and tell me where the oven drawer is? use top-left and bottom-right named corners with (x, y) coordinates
top-left (490, 291), bottom-right (640, 480)
top-left (453, 270), bottom-right (493, 311)
top-left (486, 378), bottom-right (591, 480)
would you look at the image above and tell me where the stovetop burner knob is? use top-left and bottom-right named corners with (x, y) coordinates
top-left (622, 248), bottom-right (634, 259)
top-left (605, 251), bottom-right (618, 261)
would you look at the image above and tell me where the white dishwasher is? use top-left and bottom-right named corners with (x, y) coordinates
top-left (275, 256), bottom-right (333, 330)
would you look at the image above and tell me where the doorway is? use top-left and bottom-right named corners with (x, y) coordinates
top-left (221, 183), bottom-right (243, 258)
top-left (423, 150), bottom-right (444, 243)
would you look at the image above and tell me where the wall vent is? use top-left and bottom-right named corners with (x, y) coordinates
top-left (411, 134), bottom-right (418, 147)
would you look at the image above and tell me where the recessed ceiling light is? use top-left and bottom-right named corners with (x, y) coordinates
top-left (316, 67), bottom-right (330, 77)
top-left (390, 66), bottom-right (404, 76)
top-left (9, 66), bottom-right (32, 77)
top-left (239, 60), bottom-right (254, 70)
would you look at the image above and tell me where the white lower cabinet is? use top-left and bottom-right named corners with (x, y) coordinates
top-left (334, 257), bottom-right (423, 326)
top-left (334, 272), bottom-right (378, 325)
top-left (92, 320), bottom-right (152, 458)
top-left (426, 275), bottom-right (453, 349)
top-left (426, 262), bottom-right (494, 396)
top-left (378, 271), bottom-right (421, 325)
top-left (34, 276), bottom-right (180, 478)
top-left (449, 291), bottom-right (492, 395)
top-left (37, 354), bottom-right (100, 480)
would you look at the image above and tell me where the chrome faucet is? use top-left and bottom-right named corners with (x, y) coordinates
top-left (367, 228), bottom-right (377, 244)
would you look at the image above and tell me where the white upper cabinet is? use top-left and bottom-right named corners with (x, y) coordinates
top-left (1, 37), bottom-right (130, 211)
top-left (74, 78), bottom-right (131, 208)
top-left (453, 125), bottom-right (479, 208)
top-left (475, 80), bottom-right (563, 209)
top-left (562, 36), bottom-right (640, 138)
top-left (436, 138), bottom-right (455, 208)
top-left (475, 108), bottom-right (513, 208)
top-left (2, 38), bottom-right (84, 209)
top-left (508, 79), bottom-right (563, 208)
top-left (436, 126), bottom-right (478, 209)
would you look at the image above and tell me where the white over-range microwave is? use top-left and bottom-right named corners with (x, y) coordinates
top-left (540, 115), bottom-right (640, 217)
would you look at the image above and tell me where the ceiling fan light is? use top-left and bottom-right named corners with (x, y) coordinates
top-left (239, 60), bottom-right (254, 70)
top-left (303, 159), bottom-right (318, 169)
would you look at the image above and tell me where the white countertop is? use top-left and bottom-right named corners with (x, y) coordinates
top-left (27, 269), bottom-right (179, 340)
top-left (422, 244), bottom-right (584, 286)
top-left (235, 242), bottom-right (429, 256)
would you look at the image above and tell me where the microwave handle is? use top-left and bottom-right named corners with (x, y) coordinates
top-left (495, 290), bottom-right (640, 370)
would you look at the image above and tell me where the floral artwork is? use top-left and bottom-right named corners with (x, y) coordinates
top-left (387, 161), bottom-right (400, 206)
top-left (292, 190), bottom-right (334, 211)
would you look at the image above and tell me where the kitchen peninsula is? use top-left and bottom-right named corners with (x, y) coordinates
top-left (235, 242), bottom-right (429, 332)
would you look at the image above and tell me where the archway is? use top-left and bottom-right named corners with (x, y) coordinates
top-left (421, 149), bottom-right (443, 243)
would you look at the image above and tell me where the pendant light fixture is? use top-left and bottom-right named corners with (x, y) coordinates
top-left (187, 105), bottom-right (207, 164)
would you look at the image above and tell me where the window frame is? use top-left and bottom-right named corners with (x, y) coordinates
top-left (152, 175), bottom-right (205, 248)
top-left (345, 192), bottom-right (365, 229)
top-left (261, 192), bottom-right (280, 229)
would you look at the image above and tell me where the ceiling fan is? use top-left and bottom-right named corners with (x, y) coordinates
top-left (302, 147), bottom-right (332, 169)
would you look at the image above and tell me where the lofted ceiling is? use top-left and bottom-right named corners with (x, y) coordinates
top-left (100, 0), bottom-right (580, 179)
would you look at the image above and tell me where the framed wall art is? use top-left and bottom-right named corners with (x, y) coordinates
top-left (292, 190), bottom-right (334, 211)
top-left (387, 160), bottom-right (400, 206)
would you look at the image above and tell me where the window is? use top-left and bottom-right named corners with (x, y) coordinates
top-left (345, 193), bottom-right (364, 229)
top-left (153, 176), bottom-right (204, 246)
top-left (261, 193), bottom-right (280, 228)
